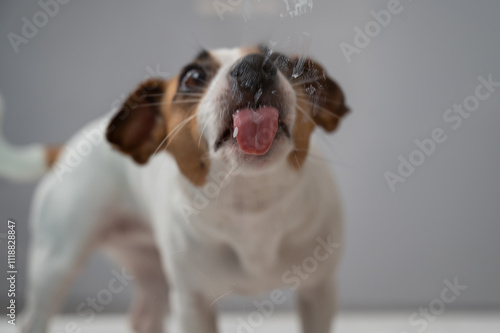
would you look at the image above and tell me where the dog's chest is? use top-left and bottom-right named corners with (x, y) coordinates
top-left (222, 210), bottom-right (287, 274)
top-left (193, 175), bottom-right (310, 275)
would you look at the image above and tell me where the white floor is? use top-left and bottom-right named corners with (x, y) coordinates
top-left (2, 312), bottom-right (499, 332)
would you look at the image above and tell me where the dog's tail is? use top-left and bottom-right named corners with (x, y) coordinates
top-left (0, 95), bottom-right (62, 182)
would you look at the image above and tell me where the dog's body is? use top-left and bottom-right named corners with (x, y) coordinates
top-left (0, 46), bottom-right (349, 333)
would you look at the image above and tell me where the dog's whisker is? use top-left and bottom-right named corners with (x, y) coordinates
top-left (141, 93), bottom-right (166, 97)
top-left (295, 104), bottom-right (316, 124)
top-left (176, 91), bottom-right (205, 95)
top-left (164, 113), bottom-right (198, 150)
top-left (295, 91), bottom-right (341, 105)
top-left (146, 92), bottom-right (205, 99)
top-left (295, 94), bottom-right (343, 107)
top-left (295, 97), bottom-right (343, 120)
top-left (198, 117), bottom-right (211, 149)
top-left (291, 77), bottom-right (322, 87)
top-left (136, 99), bottom-right (202, 108)
top-left (292, 149), bottom-right (335, 163)
top-left (152, 113), bottom-right (197, 156)
top-left (293, 152), bottom-right (302, 171)
top-left (210, 289), bottom-right (234, 307)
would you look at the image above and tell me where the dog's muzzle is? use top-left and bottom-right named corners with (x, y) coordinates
top-left (214, 54), bottom-right (288, 155)
top-left (230, 53), bottom-right (278, 103)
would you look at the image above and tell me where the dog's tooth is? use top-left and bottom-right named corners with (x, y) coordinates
top-left (233, 127), bottom-right (239, 138)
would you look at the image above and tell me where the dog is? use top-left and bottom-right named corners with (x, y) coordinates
top-left (0, 45), bottom-right (349, 333)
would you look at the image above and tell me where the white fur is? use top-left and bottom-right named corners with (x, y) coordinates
top-left (9, 47), bottom-right (343, 333)
top-left (0, 95), bottom-right (47, 182)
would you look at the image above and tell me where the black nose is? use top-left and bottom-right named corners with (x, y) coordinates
top-left (230, 54), bottom-right (278, 96)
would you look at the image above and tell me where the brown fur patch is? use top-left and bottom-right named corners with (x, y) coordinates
top-left (286, 57), bottom-right (349, 170)
top-left (107, 79), bottom-right (167, 164)
top-left (242, 45), bottom-right (263, 55)
top-left (162, 79), bottom-right (210, 187)
top-left (106, 78), bottom-right (211, 186)
top-left (106, 49), bottom-right (222, 186)
top-left (288, 95), bottom-right (316, 169)
top-left (45, 145), bottom-right (62, 167)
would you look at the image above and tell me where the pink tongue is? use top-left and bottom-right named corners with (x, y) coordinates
top-left (232, 107), bottom-right (279, 155)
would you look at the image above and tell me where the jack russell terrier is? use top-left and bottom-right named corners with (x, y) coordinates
top-left (0, 45), bottom-right (349, 333)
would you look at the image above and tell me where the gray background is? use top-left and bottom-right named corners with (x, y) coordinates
top-left (1, 0), bottom-right (499, 314)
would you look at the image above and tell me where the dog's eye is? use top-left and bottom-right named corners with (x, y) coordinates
top-left (180, 66), bottom-right (206, 91)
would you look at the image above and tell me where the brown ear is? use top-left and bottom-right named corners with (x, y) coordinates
top-left (286, 57), bottom-right (350, 169)
top-left (106, 79), bottom-right (167, 164)
top-left (292, 58), bottom-right (349, 132)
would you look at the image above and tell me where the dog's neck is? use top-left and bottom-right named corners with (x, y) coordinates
top-left (190, 158), bottom-right (306, 215)
top-left (227, 164), bottom-right (302, 213)
top-left (181, 158), bottom-right (311, 273)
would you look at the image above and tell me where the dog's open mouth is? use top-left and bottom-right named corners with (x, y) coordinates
top-left (215, 106), bottom-right (289, 155)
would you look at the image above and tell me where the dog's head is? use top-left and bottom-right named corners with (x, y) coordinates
top-left (106, 46), bottom-right (349, 186)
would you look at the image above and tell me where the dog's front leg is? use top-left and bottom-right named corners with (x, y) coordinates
top-left (297, 277), bottom-right (337, 333)
top-left (170, 290), bottom-right (217, 333)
